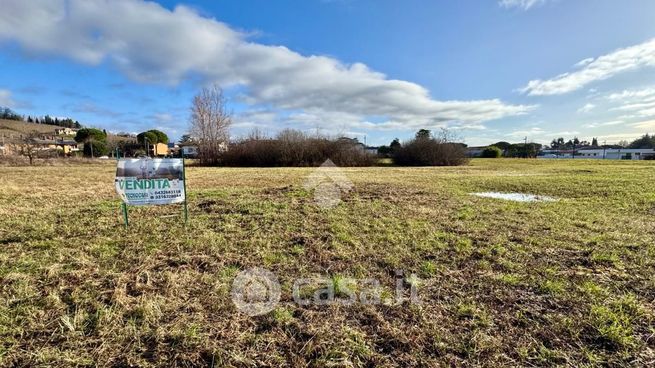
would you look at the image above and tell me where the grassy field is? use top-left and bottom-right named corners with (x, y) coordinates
top-left (1, 159), bottom-right (654, 367)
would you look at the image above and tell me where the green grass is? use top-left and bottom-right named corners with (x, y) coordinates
top-left (1, 158), bottom-right (655, 366)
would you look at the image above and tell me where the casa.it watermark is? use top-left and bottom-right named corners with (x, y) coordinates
top-left (231, 268), bottom-right (420, 316)
top-left (303, 159), bottom-right (353, 209)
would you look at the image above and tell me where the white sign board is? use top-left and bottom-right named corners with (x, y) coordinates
top-left (115, 158), bottom-right (185, 206)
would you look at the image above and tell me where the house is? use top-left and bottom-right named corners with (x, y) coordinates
top-left (178, 141), bottom-right (228, 158)
top-left (150, 142), bottom-right (169, 156)
top-left (180, 144), bottom-right (198, 158)
top-left (365, 146), bottom-right (379, 155)
top-left (54, 127), bottom-right (78, 136)
top-left (57, 139), bottom-right (80, 154)
top-left (32, 138), bottom-right (79, 155)
top-left (167, 142), bottom-right (180, 156)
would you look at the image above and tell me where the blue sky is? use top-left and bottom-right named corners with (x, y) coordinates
top-left (1, 0), bottom-right (655, 146)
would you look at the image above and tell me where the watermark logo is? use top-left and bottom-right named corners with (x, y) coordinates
top-left (230, 267), bottom-right (281, 316)
top-left (303, 159), bottom-right (353, 209)
top-left (231, 268), bottom-right (419, 316)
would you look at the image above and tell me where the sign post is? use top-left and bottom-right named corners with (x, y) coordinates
top-left (182, 158), bottom-right (189, 225)
top-left (115, 158), bottom-right (188, 227)
top-left (121, 202), bottom-right (129, 228)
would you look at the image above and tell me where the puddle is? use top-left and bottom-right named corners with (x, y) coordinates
top-left (470, 192), bottom-right (558, 202)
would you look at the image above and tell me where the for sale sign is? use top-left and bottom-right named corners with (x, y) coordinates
top-left (115, 158), bottom-right (185, 206)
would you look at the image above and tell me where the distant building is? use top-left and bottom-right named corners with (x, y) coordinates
top-left (575, 148), bottom-right (655, 160)
top-left (167, 142), bottom-right (180, 156)
top-left (180, 145), bottom-right (199, 158)
top-left (54, 128), bottom-right (78, 136)
top-left (538, 148), bottom-right (655, 160)
top-left (33, 138), bottom-right (79, 154)
top-left (365, 146), bottom-right (379, 155)
top-left (178, 141), bottom-right (228, 158)
top-left (178, 141), bottom-right (199, 158)
top-left (150, 142), bottom-right (169, 156)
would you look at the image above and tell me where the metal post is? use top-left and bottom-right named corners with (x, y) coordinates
top-left (121, 202), bottom-right (129, 228)
top-left (182, 158), bottom-right (189, 224)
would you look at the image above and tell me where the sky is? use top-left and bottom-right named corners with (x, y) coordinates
top-left (1, 0), bottom-right (655, 146)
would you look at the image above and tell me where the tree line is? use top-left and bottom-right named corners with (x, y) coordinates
top-left (549, 135), bottom-right (655, 150)
top-left (1, 106), bottom-right (82, 129)
top-left (477, 133), bottom-right (655, 159)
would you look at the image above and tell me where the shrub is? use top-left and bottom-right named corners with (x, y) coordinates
top-left (83, 140), bottom-right (109, 157)
top-left (393, 132), bottom-right (469, 166)
top-left (481, 146), bottom-right (502, 158)
top-left (220, 130), bottom-right (376, 167)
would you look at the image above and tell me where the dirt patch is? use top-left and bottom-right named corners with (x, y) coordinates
top-left (471, 192), bottom-right (558, 202)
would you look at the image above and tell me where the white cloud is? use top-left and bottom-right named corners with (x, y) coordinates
top-left (508, 127), bottom-right (545, 138)
top-left (574, 58), bottom-right (594, 68)
top-left (607, 87), bottom-right (655, 101)
top-left (629, 119), bottom-right (655, 130)
top-left (0, 89), bottom-right (16, 107)
top-left (577, 103), bottom-right (595, 113)
top-left (0, 0), bottom-right (533, 131)
top-left (499, 0), bottom-right (549, 10)
top-left (582, 120), bottom-right (625, 128)
top-left (520, 38), bottom-right (655, 96)
top-left (552, 130), bottom-right (580, 136)
top-left (606, 86), bottom-right (655, 118)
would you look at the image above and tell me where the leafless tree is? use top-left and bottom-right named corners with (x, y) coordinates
top-left (189, 85), bottom-right (232, 165)
top-left (11, 131), bottom-right (41, 165)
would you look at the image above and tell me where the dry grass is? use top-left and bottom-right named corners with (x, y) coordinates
top-left (0, 119), bottom-right (68, 136)
top-left (1, 159), bottom-right (654, 367)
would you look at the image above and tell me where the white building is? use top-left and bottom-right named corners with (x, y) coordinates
top-left (54, 128), bottom-right (78, 136)
top-left (181, 145), bottom-right (199, 157)
top-left (538, 148), bottom-right (655, 160)
top-left (573, 148), bottom-right (654, 160)
top-left (179, 142), bottom-right (228, 158)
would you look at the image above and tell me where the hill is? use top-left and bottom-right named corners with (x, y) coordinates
top-left (0, 119), bottom-right (70, 138)
top-left (0, 119), bottom-right (136, 143)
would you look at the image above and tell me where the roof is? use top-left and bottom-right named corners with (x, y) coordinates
top-left (32, 139), bottom-right (77, 145)
top-left (578, 148), bottom-right (654, 153)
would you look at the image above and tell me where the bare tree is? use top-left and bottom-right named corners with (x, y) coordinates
top-left (189, 85), bottom-right (232, 165)
top-left (11, 131), bottom-right (41, 165)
